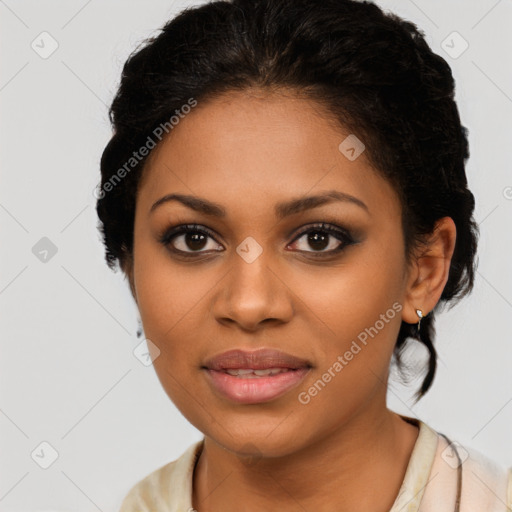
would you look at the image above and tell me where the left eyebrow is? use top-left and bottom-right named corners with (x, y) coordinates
top-left (149, 189), bottom-right (369, 218)
top-left (274, 190), bottom-right (369, 219)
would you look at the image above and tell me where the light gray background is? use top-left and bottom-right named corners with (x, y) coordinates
top-left (1, 0), bottom-right (511, 510)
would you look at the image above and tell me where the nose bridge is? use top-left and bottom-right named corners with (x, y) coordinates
top-left (212, 236), bottom-right (293, 329)
top-left (232, 240), bottom-right (273, 294)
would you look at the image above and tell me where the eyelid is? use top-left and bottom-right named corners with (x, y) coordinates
top-left (159, 221), bottom-right (356, 257)
top-left (158, 223), bottom-right (222, 247)
top-left (286, 222), bottom-right (354, 253)
top-left (289, 222), bottom-right (353, 243)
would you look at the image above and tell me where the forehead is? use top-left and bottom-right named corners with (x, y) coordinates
top-left (137, 89), bottom-right (401, 221)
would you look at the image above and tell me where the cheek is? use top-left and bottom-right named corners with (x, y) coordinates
top-left (293, 263), bottom-right (405, 429)
top-left (293, 238), bottom-right (407, 404)
top-left (132, 228), bottom-right (195, 360)
top-left (133, 249), bottom-right (208, 415)
top-left (133, 222), bottom-right (198, 330)
top-left (295, 243), bottom-right (405, 341)
top-left (131, 228), bottom-right (230, 402)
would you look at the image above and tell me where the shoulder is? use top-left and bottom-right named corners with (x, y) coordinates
top-left (455, 441), bottom-right (512, 510)
top-left (118, 439), bottom-right (203, 512)
top-left (421, 422), bottom-right (512, 511)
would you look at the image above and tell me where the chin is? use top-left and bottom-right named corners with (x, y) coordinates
top-left (201, 410), bottom-right (314, 460)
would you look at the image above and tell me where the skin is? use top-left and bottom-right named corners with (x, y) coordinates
top-left (124, 88), bottom-right (456, 512)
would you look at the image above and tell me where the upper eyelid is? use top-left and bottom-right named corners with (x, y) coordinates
top-left (163, 222), bottom-right (352, 250)
top-left (165, 222), bottom-right (348, 237)
top-left (287, 224), bottom-right (353, 251)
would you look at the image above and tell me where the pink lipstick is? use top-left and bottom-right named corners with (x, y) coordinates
top-left (203, 348), bottom-right (312, 404)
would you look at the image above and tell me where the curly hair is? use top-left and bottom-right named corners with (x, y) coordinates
top-left (96, 0), bottom-right (479, 400)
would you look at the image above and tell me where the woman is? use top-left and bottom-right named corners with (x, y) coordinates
top-left (96, 0), bottom-right (511, 510)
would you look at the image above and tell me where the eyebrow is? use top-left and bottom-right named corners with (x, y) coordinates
top-left (150, 190), bottom-right (369, 218)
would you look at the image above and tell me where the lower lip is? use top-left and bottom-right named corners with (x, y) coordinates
top-left (204, 368), bottom-right (310, 404)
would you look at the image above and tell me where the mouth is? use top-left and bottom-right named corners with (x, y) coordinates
top-left (221, 367), bottom-right (295, 377)
top-left (202, 349), bottom-right (312, 404)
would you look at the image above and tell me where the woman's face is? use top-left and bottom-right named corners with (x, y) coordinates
top-left (129, 89), bottom-right (416, 457)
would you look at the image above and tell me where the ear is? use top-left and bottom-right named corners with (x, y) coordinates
top-left (402, 217), bottom-right (457, 324)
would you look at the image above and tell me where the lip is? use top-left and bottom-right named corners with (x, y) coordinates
top-left (203, 348), bottom-right (312, 404)
top-left (204, 348), bottom-right (311, 371)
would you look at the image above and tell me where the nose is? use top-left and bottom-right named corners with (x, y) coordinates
top-left (211, 249), bottom-right (294, 332)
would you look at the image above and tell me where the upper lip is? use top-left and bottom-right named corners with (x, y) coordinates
top-left (204, 349), bottom-right (312, 371)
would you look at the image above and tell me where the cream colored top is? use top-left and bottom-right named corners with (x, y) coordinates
top-left (119, 418), bottom-right (512, 511)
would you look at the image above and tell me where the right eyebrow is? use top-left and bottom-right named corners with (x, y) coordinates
top-left (150, 193), bottom-right (226, 217)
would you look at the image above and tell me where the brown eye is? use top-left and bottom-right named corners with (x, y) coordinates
top-left (287, 223), bottom-right (354, 255)
top-left (159, 222), bottom-right (355, 259)
top-left (180, 231), bottom-right (208, 251)
top-left (160, 224), bottom-right (223, 255)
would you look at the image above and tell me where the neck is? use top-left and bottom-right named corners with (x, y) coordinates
top-left (192, 406), bottom-right (420, 512)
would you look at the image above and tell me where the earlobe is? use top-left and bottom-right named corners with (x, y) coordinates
top-left (402, 217), bottom-right (457, 325)
top-left (415, 308), bottom-right (424, 331)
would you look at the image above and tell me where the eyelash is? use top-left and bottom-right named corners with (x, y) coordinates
top-left (158, 222), bottom-right (356, 259)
